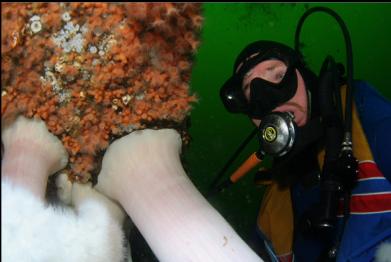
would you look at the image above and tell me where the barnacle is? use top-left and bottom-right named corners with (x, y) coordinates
top-left (30, 21), bottom-right (42, 34)
top-left (1, 3), bottom-right (204, 182)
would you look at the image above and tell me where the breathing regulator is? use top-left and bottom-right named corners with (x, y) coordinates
top-left (257, 111), bottom-right (296, 157)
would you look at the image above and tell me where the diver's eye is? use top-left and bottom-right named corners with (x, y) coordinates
top-left (243, 83), bottom-right (250, 92)
top-left (275, 72), bottom-right (285, 81)
top-left (242, 83), bottom-right (251, 100)
top-left (273, 67), bottom-right (287, 83)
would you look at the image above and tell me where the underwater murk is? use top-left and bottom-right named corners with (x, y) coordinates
top-left (1, 3), bottom-right (203, 182)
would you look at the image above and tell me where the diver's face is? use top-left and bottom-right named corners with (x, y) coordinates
top-left (242, 59), bottom-right (308, 127)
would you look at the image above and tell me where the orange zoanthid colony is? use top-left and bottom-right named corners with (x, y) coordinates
top-left (1, 3), bottom-right (203, 182)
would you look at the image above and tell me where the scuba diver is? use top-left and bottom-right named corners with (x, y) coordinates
top-left (216, 6), bottom-right (391, 262)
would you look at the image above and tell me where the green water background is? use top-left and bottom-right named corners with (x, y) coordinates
top-left (185, 2), bottom-right (391, 243)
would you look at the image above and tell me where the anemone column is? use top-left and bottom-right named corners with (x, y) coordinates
top-left (96, 129), bottom-right (262, 262)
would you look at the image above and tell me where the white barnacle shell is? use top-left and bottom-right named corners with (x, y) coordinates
top-left (62, 12), bottom-right (71, 22)
top-left (122, 94), bottom-right (133, 105)
top-left (89, 45), bottom-right (98, 54)
top-left (30, 21), bottom-right (42, 34)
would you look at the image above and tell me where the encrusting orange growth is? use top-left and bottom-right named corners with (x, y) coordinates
top-left (1, 3), bottom-right (203, 183)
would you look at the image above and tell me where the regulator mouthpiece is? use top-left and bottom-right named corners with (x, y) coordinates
top-left (258, 112), bottom-right (296, 157)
